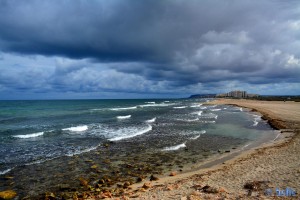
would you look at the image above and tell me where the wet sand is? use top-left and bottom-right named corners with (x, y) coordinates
top-left (132, 99), bottom-right (300, 199)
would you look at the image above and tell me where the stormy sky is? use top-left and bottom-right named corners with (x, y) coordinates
top-left (0, 0), bottom-right (299, 99)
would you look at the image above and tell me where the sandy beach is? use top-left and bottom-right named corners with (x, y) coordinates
top-left (129, 99), bottom-right (300, 199)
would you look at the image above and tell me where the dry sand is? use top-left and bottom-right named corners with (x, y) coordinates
top-left (126, 99), bottom-right (300, 199)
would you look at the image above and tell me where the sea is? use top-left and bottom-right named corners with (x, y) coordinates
top-left (0, 98), bottom-right (278, 197)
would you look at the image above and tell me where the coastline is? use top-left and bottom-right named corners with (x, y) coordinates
top-left (131, 99), bottom-right (300, 199)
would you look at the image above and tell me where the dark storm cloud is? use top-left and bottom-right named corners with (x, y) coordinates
top-left (0, 0), bottom-right (300, 97)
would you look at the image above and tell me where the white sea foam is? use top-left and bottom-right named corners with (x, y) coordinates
top-left (273, 132), bottom-right (281, 141)
top-left (252, 115), bottom-right (261, 126)
top-left (14, 132), bottom-right (44, 139)
top-left (110, 106), bottom-right (137, 111)
top-left (192, 111), bottom-right (203, 116)
top-left (190, 104), bottom-right (202, 108)
top-left (66, 146), bottom-right (98, 157)
top-left (163, 143), bottom-right (186, 151)
top-left (199, 113), bottom-right (218, 119)
top-left (90, 108), bottom-right (103, 111)
top-left (176, 118), bottom-right (199, 122)
top-left (241, 143), bottom-right (251, 150)
top-left (109, 125), bottom-right (152, 141)
top-left (139, 103), bottom-right (174, 108)
top-left (145, 102), bottom-right (156, 104)
top-left (191, 134), bottom-right (201, 140)
top-left (200, 106), bottom-right (207, 109)
top-left (146, 117), bottom-right (156, 123)
top-left (211, 108), bottom-right (221, 111)
top-left (199, 120), bottom-right (216, 123)
top-left (0, 168), bottom-right (12, 175)
top-left (240, 108), bottom-right (243, 111)
top-left (164, 101), bottom-right (170, 103)
top-left (173, 106), bottom-right (187, 109)
top-left (117, 115), bottom-right (131, 119)
top-left (62, 125), bottom-right (88, 132)
top-left (186, 118), bottom-right (199, 122)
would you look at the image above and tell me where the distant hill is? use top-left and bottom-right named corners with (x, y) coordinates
top-left (189, 94), bottom-right (216, 98)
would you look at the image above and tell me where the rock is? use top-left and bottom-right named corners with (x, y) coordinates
top-left (123, 182), bottom-right (131, 188)
top-left (79, 177), bottom-right (88, 186)
top-left (142, 182), bottom-right (151, 189)
top-left (0, 190), bottom-right (17, 199)
top-left (244, 181), bottom-right (270, 191)
top-left (150, 175), bottom-right (159, 181)
top-left (202, 185), bottom-right (218, 193)
top-left (191, 184), bottom-right (202, 190)
top-left (169, 171), bottom-right (177, 176)
top-left (59, 184), bottom-right (71, 191)
top-left (101, 191), bottom-right (112, 198)
top-left (136, 177), bottom-right (143, 183)
top-left (218, 187), bottom-right (227, 193)
top-left (45, 192), bottom-right (56, 199)
top-left (90, 165), bottom-right (97, 169)
top-left (225, 150), bottom-right (230, 153)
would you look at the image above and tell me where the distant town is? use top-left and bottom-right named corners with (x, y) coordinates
top-left (189, 91), bottom-right (300, 101)
top-left (216, 90), bottom-right (258, 98)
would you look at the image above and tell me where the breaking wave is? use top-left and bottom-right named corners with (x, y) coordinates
top-left (109, 125), bottom-right (152, 141)
top-left (14, 132), bottom-right (44, 139)
top-left (162, 143), bottom-right (186, 151)
top-left (146, 117), bottom-right (156, 123)
top-left (62, 125), bottom-right (88, 132)
top-left (117, 115), bottom-right (131, 119)
top-left (252, 114), bottom-right (261, 126)
top-left (173, 106), bottom-right (187, 109)
top-left (110, 106), bottom-right (137, 111)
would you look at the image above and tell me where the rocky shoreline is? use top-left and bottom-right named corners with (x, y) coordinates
top-left (131, 99), bottom-right (300, 199)
top-left (1, 99), bottom-right (299, 199)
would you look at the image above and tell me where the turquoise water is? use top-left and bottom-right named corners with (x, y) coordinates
top-left (0, 99), bottom-right (275, 175)
top-left (0, 98), bottom-right (278, 198)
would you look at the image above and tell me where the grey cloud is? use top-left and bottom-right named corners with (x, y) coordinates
top-left (0, 0), bottom-right (300, 97)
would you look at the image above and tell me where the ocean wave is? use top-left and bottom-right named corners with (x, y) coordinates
top-left (192, 111), bottom-right (203, 116)
top-left (117, 115), bottom-right (131, 119)
top-left (190, 104), bottom-right (202, 108)
top-left (252, 114), bottom-right (261, 126)
top-left (199, 120), bottom-right (216, 123)
top-left (189, 130), bottom-right (206, 140)
top-left (146, 117), bottom-right (156, 123)
top-left (199, 113), bottom-right (218, 119)
top-left (162, 143), bottom-right (186, 151)
top-left (90, 108), bottom-right (103, 111)
top-left (13, 132), bottom-right (44, 139)
top-left (145, 102), bottom-right (156, 104)
top-left (139, 103), bottom-right (174, 108)
top-left (66, 146), bottom-right (99, 157)
top-left (110, 106), bottom-right (137, 111)
top-left (62, 125), bottom-right (88, 132)
top-left (211, 108), bottom-right (221, 111)
top-left (200, 106), bottom-right (207, 109)
top-left (173, 106), bottom-right (187, 109)
top-left (0, 168), bottom-right (12, 175)
top-left (176, 118), bottom-right (199, 122)
top-left (191, 134), bottom-right (201, 140)
top-left (109, 125), bottom-right (152, 141)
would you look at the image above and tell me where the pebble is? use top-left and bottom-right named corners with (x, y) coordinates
top-left (0, 190), bottom-right (17, 200)
top-left (142, 182), bottom-right (151, 189)
top-left (169, 171), bottom-right (177, 176)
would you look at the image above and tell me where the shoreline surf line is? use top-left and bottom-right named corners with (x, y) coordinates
top-left (129, 99), bottom-right (299, 197)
